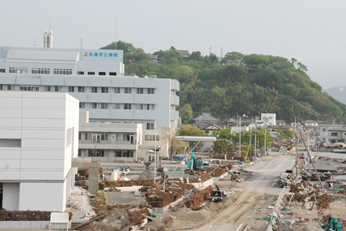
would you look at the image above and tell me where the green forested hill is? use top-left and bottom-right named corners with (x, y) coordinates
top-left (101, 41), bottom-right (346, 124)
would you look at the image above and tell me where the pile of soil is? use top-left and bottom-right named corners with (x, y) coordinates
top-left (0, 211), bottom-right (72, 221)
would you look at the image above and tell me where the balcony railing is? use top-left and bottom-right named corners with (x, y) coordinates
top-left (79, 140), bottom-right (136, 145)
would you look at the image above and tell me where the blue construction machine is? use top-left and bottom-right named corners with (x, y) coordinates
top-left (185, 152), bottom-right (204, 175)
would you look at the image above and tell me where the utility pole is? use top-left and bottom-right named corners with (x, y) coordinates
top-left (254, 117), bottom-right (257, 162)
top-left (239, 117), bottom-right (242, 156)
top-left (264, 118), bottom-right (267, 156)
top-left (295, 118), bottom-right (299, 177)
top-left (300, 130), bottom-right (324, 190)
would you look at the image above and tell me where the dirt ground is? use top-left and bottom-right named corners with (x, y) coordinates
top-left (160, 188), bottom-right (266, 230)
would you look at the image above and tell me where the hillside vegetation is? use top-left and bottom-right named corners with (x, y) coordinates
top-left (101, 41), bottom-right (346, 124)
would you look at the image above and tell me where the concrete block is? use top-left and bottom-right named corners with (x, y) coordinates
top-left (0, 221), bottom-right (11, 228)
top-left (20, 221), bottom-right (31, 228)
top-left (10, 221), bottom-right (21, 229)
top-left (30, 221), bottom-right (41, 229)
top-left (89, 167), bottom-right (99, 180)
top-left (40, 221), bottom-right (50, 229)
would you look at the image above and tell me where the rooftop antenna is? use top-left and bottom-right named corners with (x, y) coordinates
top-left (115, 20), bottom-right (117, 50)
top-left (209, 46), bottom-right (212, 55)
top-left (221, 47), bottom-right (223, 60)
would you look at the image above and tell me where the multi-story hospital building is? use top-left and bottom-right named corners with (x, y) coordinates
top-left (0, 46), bottom-right (180, 162)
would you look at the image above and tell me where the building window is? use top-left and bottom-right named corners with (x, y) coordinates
top-left (331, 133), bottom-right (338, 136)
top-left (9, 67), bottom-right (28, 73)
top-left (99, 72), bottom-right (106, 75)
top-left (124, 88), bottom-right (132, 94)
top-left (47, 86), bottom-right (60, 92)
top-left (101, 133), bottom-right (108, 141)
top-left (114, 87), bottom-right (120, 93)
top-left (32, 68), bottom-right (50, 74)
top-left (145, 135), bottom-right (159, 141)
top-left (79, 102), bottom-right (85, 108)
top-left (19, 86), bottom-right (39, 91)
top-left (85, 133), bottom-right (88, 140)
top-left (88, 149), bottom-right (104, 157)
top-left (114, 103), bottom-right (120, 109)
top-left (146, 123), bottom-right (155, 130)
top-left (79, 132), bottom-right (81, 140)
top-left (78, 150), bottom-right (82, 157)
top-left (92, 87), bottom-right (98, 93)
top-left (124, 103), bottom-right (132, 110)
top-left (137, 88), bottom-right (144, 94)
top-left (147, 88), bottom-right (155, 94)
top-left (100, 103), bottom-right (108, 109)
top-left (77, 71), bottom-right (84, 75)
top-left (91, 103), bottom-right (98, 109)
top-left (78, 86), bottom-right (85, 92)
top-left (101, 87), bottom-right (108, 93)
top-left (135, 104), bottom-right (144, 110)
top-left (109, 72), bottom-right (117, 76)
top-left (0, 84), bottom-right (2, 90)
top-left (88, 72), bottom-right (95, 75)
top-left (0, 69), bottom-right (5, 73)
top-left (54, 69), bottom-right (72, 75)
top-left (68, 86), bottom-right (74, 92)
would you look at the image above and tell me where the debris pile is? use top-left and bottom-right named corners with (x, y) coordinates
top-left (205, 166), bottom-right (227, 177)
top-left (67, 186), bottom-right (96, 217)
top-left (104, 179), bottom-right (154, 188)
top-left (0, 211), bottom-right (72, 221)
top-left (145, 184), bottom-right (187, 208)
top-left (183, 187), bottom-right (213, 209)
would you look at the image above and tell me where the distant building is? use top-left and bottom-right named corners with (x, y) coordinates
top-left (320, 124), bottom-right (345, 141)
top-left (0, 91), bottom-right (79, 211)
top-left (193, 113), bottom-right (220, 124)
top-left (261, 113), bottom-right (276, 126)
top-left (327, 128), bottom-right (346, 143)
top-left (190, 122), bottom-right (225, 135)
top-left (178, 50), bottom-right (190, 57)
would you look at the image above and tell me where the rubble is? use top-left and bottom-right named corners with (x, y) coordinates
top-left (182, 187), bottom-right (213, 209)
top-left (0, 211), bottom-right (72, 221)
top-left (67, 186), bottom-right (96, 217)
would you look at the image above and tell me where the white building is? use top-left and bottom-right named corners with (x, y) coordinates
top-left (0, 91), bottom-right (79, 211)
top-left (261, 113), bottom-right (276, 126)
top-left (78, 112), bottom-right (143, 162)
top-left (0, 46), bottom-right (180, 160)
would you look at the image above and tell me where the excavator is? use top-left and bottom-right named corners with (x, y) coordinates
top-left (185, 152), bottom-right (204, 175)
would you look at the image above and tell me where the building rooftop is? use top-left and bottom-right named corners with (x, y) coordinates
top-left (193, 113), bottom-right (220, 122)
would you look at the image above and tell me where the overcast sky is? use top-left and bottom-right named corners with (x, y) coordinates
top-left (1, 0), bottom-right (346, 89)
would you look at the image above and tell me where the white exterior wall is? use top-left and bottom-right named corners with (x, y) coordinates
top-left (0, 91), bottom-right (79, 211)
top-left (261, 113), bottom-right (276, 126)
top-left (3, 183), bottom-right (19, 210)
top-left (0, 46), bottom-right (180, 160)
top-left (78, 122), bottom-right (142, 162)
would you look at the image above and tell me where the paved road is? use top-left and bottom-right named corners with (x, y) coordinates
top-left (188, 154), bottom-right (295, 231)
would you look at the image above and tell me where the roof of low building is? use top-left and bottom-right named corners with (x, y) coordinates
top-left (178, 50), bottom-right (190, 57)
top-left (328, 128), bottom-right (346, 132)
top-left (193, 113), bottom-right (220, 122)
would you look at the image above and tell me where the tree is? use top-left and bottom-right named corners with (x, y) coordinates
top-left (297, 62), bottom-right (308, 72)
top-left (221, 52), bottom-right (244, 65)
top-left (213, 139), bottom-right (234, 155)
top-left (218, 128), bottom-right (232, 139)
top-left (161, 127), bottom-right (188, 162)
top-left (178, 124), bottom-right (205, 136)
top-left (180, 104), bottom-right (193, 124)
